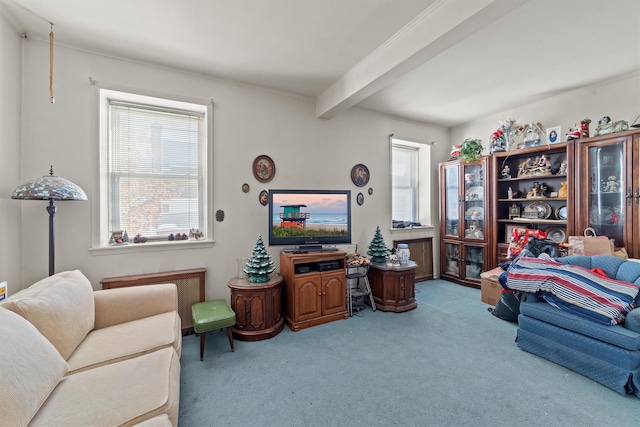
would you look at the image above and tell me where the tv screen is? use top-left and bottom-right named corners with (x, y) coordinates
top-left (268, 189), bottom-right (351, 247)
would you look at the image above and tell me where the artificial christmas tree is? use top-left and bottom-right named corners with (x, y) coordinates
top-left (244, 234), bottom-right (275, 283)
top-left (367, 226), bottom-right (390, 263)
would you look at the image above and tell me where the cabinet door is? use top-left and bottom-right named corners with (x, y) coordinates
top-left (442, 241), bottom-right (461, 278)
top-left (293, 275), bottom-right (322, 321)
top-left (232, 289), bottom-right (266, 331)
top-left (267, 285), bottom-right (282, 326)
top-left (462, 161), bottom-right (487, 242)
top-left (442, 163), bottom-right (461, 238)
top-left (321, 270), bottom-right (346, 316)
top-left (462, 244), bottom-right (484, 282)
top-left (576, 135), bottom-right (631, 249)
top-left (396, 271), bottom-right (415, 305)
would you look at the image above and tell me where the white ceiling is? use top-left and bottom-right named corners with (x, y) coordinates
top-left (1, 0), bottom-right (639, 127)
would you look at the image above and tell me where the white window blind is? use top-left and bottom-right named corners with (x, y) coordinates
top-left (392, 144), bottom-right (418, 222)
top-left (390, 136), bottom-right (432, 228)
top-left (106, 94), bottom-right (207, 241)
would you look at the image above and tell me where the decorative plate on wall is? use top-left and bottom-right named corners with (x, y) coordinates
top-left (253, 155), bottom-right (276, 183)
top-left (351, 164), bottom-right (370, 187)
top-left (259, 190), bottom-right (269, 206)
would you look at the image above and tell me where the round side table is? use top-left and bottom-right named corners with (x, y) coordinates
top-left (227, 274), bottom-right (284, 341)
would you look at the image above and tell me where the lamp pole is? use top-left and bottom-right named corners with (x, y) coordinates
top-left (46, 199), bottom-right (57, 276)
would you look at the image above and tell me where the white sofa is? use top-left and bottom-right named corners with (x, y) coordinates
top-left (0, 270), bottom-right (182, 426)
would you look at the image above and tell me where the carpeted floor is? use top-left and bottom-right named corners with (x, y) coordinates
top-left (178, 279), bottom-right (640, 427)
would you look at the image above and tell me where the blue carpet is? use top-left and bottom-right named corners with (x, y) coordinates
top-left (178, 279), bottom-right (639, 426)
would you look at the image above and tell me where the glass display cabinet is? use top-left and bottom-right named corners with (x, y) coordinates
top-left (575, 129), bottom-right (640, 257)
top-left (439, 157), bottom-right (492, 288)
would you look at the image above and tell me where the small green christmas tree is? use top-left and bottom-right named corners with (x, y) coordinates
top-left (244, 234), bottom-right (275, 283)
top-left (367, 226), bottom-right (390, 263)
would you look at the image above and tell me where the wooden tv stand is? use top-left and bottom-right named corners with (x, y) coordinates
top-left (280, 250), bottom-right (348, 331)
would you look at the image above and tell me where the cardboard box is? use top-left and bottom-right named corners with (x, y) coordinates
top-left (480, 267), bottom-right (504, 306)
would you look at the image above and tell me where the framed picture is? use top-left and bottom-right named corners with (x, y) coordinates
top-left (504, 224), bottom-right (526, 244)
top-left (546, 126), bottom-right (561, 144)
top-left (253, 155), bottom-right (276, 183)
top-left (351, 164), bottom-right (370, 187)
top-left (356, 192), bottom-right (364, 205)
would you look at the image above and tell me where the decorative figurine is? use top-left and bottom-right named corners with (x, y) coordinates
top-left (189, 228), bottom-right (204, 240)
top-left (508, 187), bottom-right (513, 199)
top-left (530, 154), bottom-right (552, 175)
top-left (450, 145), bottom-right (461, 159)
top-left (595, 116), bottom-right (629, 136)
top-left (558, 181), bottom-right (568, 198)
top-left (244, 234), bottom-right (275, 283)
top-left (580, 118), bottom-right (591, 138)
top-left (603, 175), bottom-right (620, 193)
top-left (558, 160), bottom-right (568, 175)
top-left (367, 226), bottom-right (391, 263)
top-left (501, 165), bottom-right (511, 179)
top-left (521, 123), bottom-right (543, 148)
top-left (517, 158), bottom-right (532, 177)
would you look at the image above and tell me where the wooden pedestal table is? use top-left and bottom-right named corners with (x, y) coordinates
top-left (368, 261), bottom-right (418, 312)
top-left (227, 274), bottom-right (284, 341)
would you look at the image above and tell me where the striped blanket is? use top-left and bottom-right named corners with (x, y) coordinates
top-left (507, 255), bottom-right (640, 325)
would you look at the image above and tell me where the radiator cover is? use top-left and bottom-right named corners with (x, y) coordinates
top-left (100, 268), bottom-right (205, 335)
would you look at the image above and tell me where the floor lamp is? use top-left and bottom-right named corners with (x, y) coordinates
top-left (11, 166), bottom-right (87, 276)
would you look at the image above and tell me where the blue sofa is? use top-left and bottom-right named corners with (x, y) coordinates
top-left (512, 255), bottom-right (640, 397)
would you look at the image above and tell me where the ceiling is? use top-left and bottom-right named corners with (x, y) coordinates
top-left (1, 0), bottom-right (639, 127)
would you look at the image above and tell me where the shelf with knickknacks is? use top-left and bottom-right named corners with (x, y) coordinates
top-left (492, 134), bottom-right (573, 265)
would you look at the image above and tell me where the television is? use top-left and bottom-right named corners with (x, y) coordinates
top-left (268, 189), bottom-right (351, 248)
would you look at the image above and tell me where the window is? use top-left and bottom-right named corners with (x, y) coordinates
top-left (391, 136), bottom-right (432, 228)
top-left (99, 89), bottom-right (209, 245)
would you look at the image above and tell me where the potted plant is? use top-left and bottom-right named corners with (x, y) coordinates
top-left (460, 138), bottom-right (484, 162)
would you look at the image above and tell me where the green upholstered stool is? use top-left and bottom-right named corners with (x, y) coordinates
top-left (191, 299), bottom-right (236, 361)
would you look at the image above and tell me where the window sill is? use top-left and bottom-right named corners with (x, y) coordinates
top-left (90, 239), bottom-right (214, 256)
top-left (389, 225), bottom-right (434, 232)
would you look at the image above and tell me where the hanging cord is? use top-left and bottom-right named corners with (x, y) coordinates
top-left (49, 23), bottom-right (55, 104)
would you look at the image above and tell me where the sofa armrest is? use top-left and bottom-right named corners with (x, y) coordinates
top-left (93, 283), bottom-right (178, 329)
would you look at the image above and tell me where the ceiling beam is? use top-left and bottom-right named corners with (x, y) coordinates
top-left (315, 0), bottom-right (530, 120)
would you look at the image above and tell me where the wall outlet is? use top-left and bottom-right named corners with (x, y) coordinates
top-left (0, 281), bottom-right (6, 301)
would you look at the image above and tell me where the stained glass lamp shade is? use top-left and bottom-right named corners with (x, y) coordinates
top-left (11, 166), bottom-right (87, 276)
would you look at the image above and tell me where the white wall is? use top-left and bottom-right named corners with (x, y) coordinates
top-left (0, 12), bottom-right (23, 295)
top-left (18, 37), bottom-right (450, 298)
top-left (450, 73), bottom-right (640, 150)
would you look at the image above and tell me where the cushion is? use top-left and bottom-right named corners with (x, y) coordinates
top-left (0, 307), bottom-right (69, 427)
top-left (30, 347), bottom-right (180, 427)
top-left (192, 299), bottom-right (236, 333)
top-left (624, 308), bottom-right (640, 333)
top-left (66, 311), bottom-right (182, 374)
top-left (1, 270), bottom-right (95, 359)
top-left (508, 255), bottom-right (640, 325)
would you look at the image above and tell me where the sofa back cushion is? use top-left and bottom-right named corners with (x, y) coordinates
top-left (1, 270), bottom-right (95, 359)
top-left (0, 307), bottom-right (69, 426)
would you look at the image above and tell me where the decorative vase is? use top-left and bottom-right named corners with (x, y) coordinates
top-left (397, 244), bottom-right (410, 265)
top-left (237, 258), bottom-right (248, 279)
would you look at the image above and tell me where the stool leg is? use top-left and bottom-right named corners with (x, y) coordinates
top-left (199, 332), bottom-right (206, 361)
top-left (227, 327), bottom-right (235, 352)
